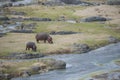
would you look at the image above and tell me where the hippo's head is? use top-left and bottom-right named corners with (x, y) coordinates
top-left (32, 45), bottom-right (37, 51)
top-left (47, 36), bottom-right (53, 44)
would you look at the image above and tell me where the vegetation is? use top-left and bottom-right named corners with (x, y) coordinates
top-left (0, 0), bottom-right (120, 79)
top-left (0, 21), bottom-right (120, 57)
top-left (9, 5), bottom-right (86, 20)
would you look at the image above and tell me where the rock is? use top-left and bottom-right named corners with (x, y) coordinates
top-left (92, 71), bottom-right (120, 80)
top-left (40, 59), bottom-right (66, 70)
top-left (0, 2), bottom-right (12, 8)
top-left (20, 71), bottom-right (31, 77)
top-left (29, 59), bottom-right (66, 74)
top-left (108, 36), bottom-right (119, 43)
top-left (60, 0), bottom-right (82, 4)
top-left (4, 53), bottom-right (45, 59)
top-left (0, 32), bottom-right (7, 37)
top-left (53, 60), bottom-right (66, 69)
top-left (80, 16), bottom-right (107, 22)
top-left (23, 23), bottom-right (37, 29)
top-left (0, 73), bottom-right (12, 80)
top-left (73, 43), bottom-right (90, 53)
top-left (0, 73), bottom-right (4, 80)
top-left (43, 0), bottom-right (64, 6)
top-left (0, 16), bottom-right (9, 21)
top-left (31, 66), bottom-right (41, 72)
top-left (10, 30), bottom-right (34, 33)
top-left (28, 17), bottom-right (52, 21)
top-left (10, 17), bottom-right (24, 21)
top-left (50, 31), bottom-right (79, 35)
top-left (107, 0), bottom-right (120, 5)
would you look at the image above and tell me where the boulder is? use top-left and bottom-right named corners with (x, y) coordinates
top-left (10, 30), bottom-right (34, 33)
top-left (29, 17), bottom-right (52, 21)
top-left (108, 36), bottom-right (119, 43)
top-left (20, 71), bottom-right (31, 77)
top-left (80, 16), bottom-right (107, 22)
top-left (0, 2), bottom-right (12, 8)
top-left (50, 31), bottom-right (79, 35)
top-left (107, 0), bottom-right (120, 5)
top-left (53, 60), bottom-right (66, 69)
top-left (10, 17), bottom-right (24, 21)
top-left (4, 53), bottom-right (45, 59)
top-left (0, 16), bottom-right (9, 21)
top-left (40, 59), bottom-right (66, 70)
top-left (0, 32), bottom-right (7, 37)
top-left (73, 43), bottom-right (91, 53)
top-left (0, 73), bottom-right (12, 80)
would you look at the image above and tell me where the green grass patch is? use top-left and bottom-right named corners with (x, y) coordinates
top-left (9, 5), bottom-right (86, 20)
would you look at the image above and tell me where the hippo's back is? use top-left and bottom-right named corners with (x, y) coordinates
top-left (26, 42), bottom-right (35, 47)
top-left (36, 33), bottom-right (49, 40)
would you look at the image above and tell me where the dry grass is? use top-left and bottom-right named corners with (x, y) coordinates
top-left (0, 33), bottom-right (110, 56)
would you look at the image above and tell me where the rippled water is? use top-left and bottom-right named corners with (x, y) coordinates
top-left (11, 42), bottom-right (120, 80)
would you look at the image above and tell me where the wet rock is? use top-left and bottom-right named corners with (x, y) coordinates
top-left (0, 73), bottom-right (12, 80)
top-left (92, 71), bottom-right (120, 80)
top-left (0, 32), bottom-right (7, 37)
top-left (53, 60), bottom-right (66, 69)
top-left (0, 2), bottom-right (12, 8)
top-left (20, 71), bottom-right (31, 77)
top-left (80, 16), bottom-right (107, 22)
top-left (108, 36), bottom-right (119, 43)
top-left (0, 16), bottom-right (9, 21)
top-left (40, 59), bottom-right (66, 70)
top-left (73, 43), bottom-right (91, 53)
top-left (31, 66), bottom-right (41, 72)
top-left (0, 73), bottom-right (4, 80)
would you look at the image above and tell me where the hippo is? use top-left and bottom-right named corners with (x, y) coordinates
top-left (26, 42), bottom-right (37, 51)
top-left (35, 33), bottom-right (53, 44)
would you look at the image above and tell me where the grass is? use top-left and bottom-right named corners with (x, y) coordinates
top-left (9, 5), bottom-right (86, 20)
top-left (0, 58), bottom-right (65, 79)
top-left (0, 21), bottom-right (120, 56)
top-left (0, 4), bottom-right (119, 56)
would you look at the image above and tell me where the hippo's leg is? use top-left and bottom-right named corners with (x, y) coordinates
top-left (44, 40), bottom-right (46, 43)
top-left (36, 39), bottom-right (39, 43)
top-left (26, 47), bottom-right (28, 50)
top-left (28, 48), bottom-right (30, 50)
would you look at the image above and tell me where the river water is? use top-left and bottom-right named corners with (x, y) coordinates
top-left (11, 42), bottom-right (120, 80)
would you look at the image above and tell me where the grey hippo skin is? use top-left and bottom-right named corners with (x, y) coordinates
top-left (35, 33), bottom-right (53, 44)
top-left (26, 42), bottom-right (37, 51)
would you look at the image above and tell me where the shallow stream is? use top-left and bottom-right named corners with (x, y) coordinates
top-left (11, 42), bottom-right (120, 80)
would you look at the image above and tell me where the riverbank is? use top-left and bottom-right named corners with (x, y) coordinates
top-left (0, 1), bottom-right (120, 80)
top-left (11, 42), bottom-right (120, 80)
top-left (0, 42), bottom-right (120, 80)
